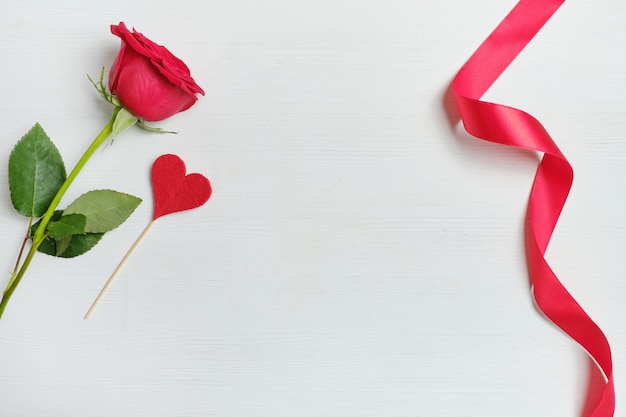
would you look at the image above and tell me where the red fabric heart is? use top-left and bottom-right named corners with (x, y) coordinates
top-left (151, 154), bottom-right (212, 220)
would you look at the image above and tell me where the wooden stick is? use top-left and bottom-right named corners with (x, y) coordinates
top-left (84, 220), bottom-right (155, 320)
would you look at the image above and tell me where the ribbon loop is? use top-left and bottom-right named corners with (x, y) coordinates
top-left (451, 1), bottom-right (615, 415)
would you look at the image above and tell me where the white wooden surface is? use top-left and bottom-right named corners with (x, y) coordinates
top-left (1, 1), bottom-right (625, 416)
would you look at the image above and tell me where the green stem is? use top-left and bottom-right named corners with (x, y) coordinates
top-left (0, 107), bottom-right (120, 319)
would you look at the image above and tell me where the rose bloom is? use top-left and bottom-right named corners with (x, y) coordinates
top-left (108, 22), bottom-right (205, 121)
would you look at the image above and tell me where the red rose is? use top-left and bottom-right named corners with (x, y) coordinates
top-left (108, 22), bottom-right (205, 122)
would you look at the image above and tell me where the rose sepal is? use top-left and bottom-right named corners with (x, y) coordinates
top-left (112, 107), bottom-right (138, 137)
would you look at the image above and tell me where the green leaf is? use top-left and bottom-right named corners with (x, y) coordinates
top-left (47, 214), bottom-right (87, 239)
top-left (40, 233), bottom-right (104, 258)
top-left (63, 190), bottom-right (141, 233)
top-left (31, 211), bottom-right (104, 258)
top-left (8, 123), bottom-right (66, 217)
top-left (54, 236), bottom-right (72, 256)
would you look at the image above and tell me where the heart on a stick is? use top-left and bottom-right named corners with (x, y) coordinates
top-left (85, 153), bottom-right (212, 319)
top-left (151, 154), bottom-right (212, 220)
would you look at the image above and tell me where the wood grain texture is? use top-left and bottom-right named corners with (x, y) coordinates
top-left (0, 1), bottom-right (625, 416)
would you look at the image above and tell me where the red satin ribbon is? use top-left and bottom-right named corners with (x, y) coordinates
top-left (452, 1), bottom-right (615, 415)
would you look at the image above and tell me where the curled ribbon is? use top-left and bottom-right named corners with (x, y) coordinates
top-left (452, 0), bottom-right (614, 415)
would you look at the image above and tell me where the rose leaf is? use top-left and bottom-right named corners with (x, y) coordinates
top-left (63, 190), bottom-right (141, 233)
top-left (47, 214), bottom-right (87, 239)
top-left (8, 123), bottom-right (66, 217)
top-left (37, 233), bottom-right (105, 258)
top-left (31, 211), bottom-right (105, 258)
top-left (54, 236), bottom-right (72, 257)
